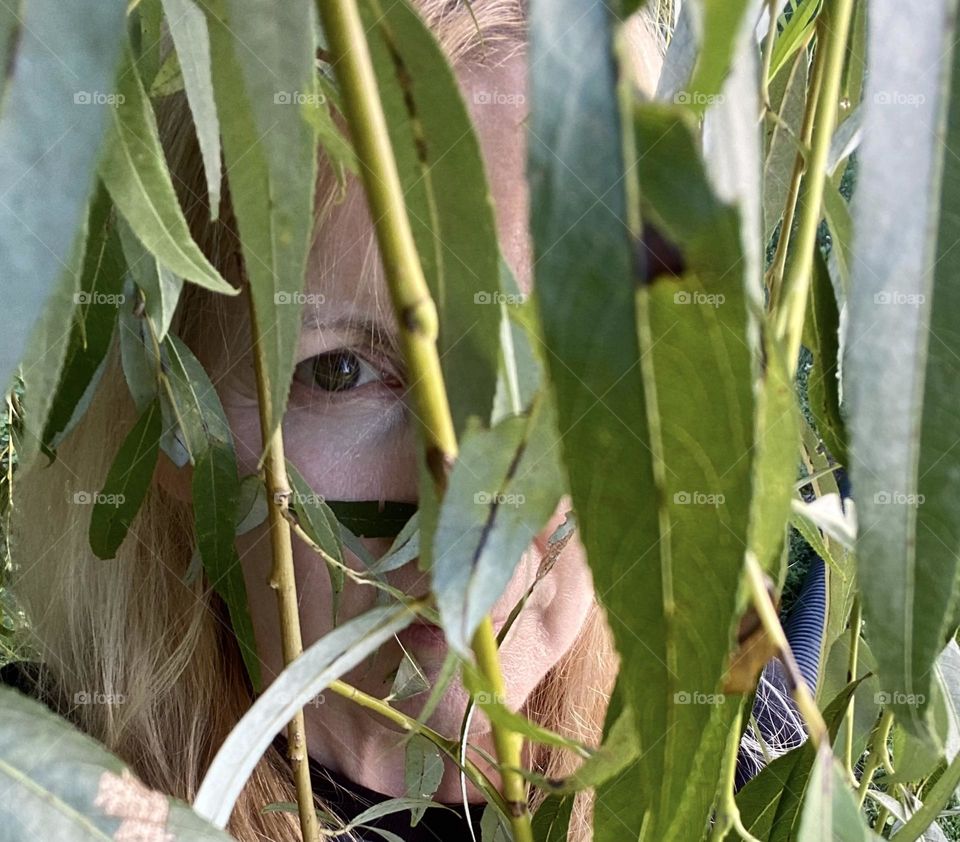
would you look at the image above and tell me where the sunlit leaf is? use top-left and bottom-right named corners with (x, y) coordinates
top-left (797, 746), bottom-right (879, 842)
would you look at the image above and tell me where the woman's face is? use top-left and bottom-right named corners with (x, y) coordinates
top-left (165, 53), bottom-right (596, 797)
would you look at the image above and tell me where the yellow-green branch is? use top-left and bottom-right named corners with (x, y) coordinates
top-left (773, 0), bottom-right (857, 374)
top-left (250, 296), bottom-right (320, 842)
top-left (313, 0), bottom-right (532, 838)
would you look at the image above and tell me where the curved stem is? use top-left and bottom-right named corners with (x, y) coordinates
top-left (709, 703), bottom-right (761, 842)
top-left (773, 0), bottom-right (858, 375)
top-left (843, 597), bottom-right (862, 781)
top-left (472, 617), bottom-right (532, 839)
top-left (744, 552), bottom-right (829, 749)
top-left (250, 295), bottom-right (319, 842)
top-left (326, 679), bottom-right (511, 818)
top-left (856, 708), bottom-right (894, 809)
top-left (766, 27), bottom-right (824, 313)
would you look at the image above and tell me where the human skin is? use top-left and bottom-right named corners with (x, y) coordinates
top-left (158, 52), bottom-right (596, 802)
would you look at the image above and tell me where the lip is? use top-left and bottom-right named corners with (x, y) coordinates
top-left (395, 614), bottom-right (509, 651)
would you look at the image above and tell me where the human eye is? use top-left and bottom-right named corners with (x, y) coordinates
top-left (292, 349), bottom-right (402, 395)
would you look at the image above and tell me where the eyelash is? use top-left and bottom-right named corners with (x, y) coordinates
top-left (292, 348), bottom-right (403, 398)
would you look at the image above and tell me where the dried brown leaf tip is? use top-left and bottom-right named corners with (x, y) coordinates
top-left (94, 768), bottom-right (174, 842)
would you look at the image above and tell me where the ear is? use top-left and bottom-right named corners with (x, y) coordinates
top-left (155, 450), bottom-right (193, 503)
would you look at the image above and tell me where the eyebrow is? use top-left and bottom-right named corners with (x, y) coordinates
top-left (300, 312), bottom-right (401, 355)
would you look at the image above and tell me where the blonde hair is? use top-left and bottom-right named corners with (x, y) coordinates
top-left (8, 3), bottom-right (665, 840)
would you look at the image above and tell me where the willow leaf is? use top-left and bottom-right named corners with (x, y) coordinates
top-left (0, 686), bottom-right (233, 841)
top-left (204, 0), bottom-right (317, 444)
top-left (0, 0), bottom-right (125, 392)
top-left (99, 46), bottom-right (234, 297)
top-left (359, 0), bottom-right (502, 438)
top-left (89, 398), bottom-right (162, 560)
top-left (845, 0), bottom-right (960, 739)
top-left (193, 604), bottom-right (416, 828)
top-left (159, 0), bottom-right (222, 218)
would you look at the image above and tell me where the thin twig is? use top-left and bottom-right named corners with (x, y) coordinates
top-left (773, 0), bottom-right (858, 374)
top-left (250, 295), bottom-right (320, 842)
top-left (744, 552), bottom-right (829, 749)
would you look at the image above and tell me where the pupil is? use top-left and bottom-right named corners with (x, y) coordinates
top-left (312, 351), bottom-right (361, 392)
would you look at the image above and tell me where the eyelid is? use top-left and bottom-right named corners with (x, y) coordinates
top-left (293, 346), bottom-right (405, 395)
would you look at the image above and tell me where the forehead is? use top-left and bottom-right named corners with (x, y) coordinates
top-left (303, 52), bottom-right (531, 332)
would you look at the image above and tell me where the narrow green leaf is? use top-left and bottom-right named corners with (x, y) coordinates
top-left (769, 0), bottom-right (821, 82)
top-left (193, 444), bottom-right (261, 692)
top-left (205, 0), bottom-right (317, 443)
top-left (150, 49), bottom-right (184, 98)
top-left (41, 184), bottom-right (126, 452)
top-left (892, 752), bottom-right (960, 842)
top-left (0, 685), bottom-right (234, 840)
top-left (480, 804), bottom-right (511, 842)
top-left (159, 0), bottom-right (222, 218)
top-left (528, 2), bottom-right (660, 837)
top-left (764, 49), bottom-right (810, 243)
top-left (432, 395), bottom-right (564, 655)
top-left (360, 0), bottom-right (502, 436)
top-left (89, 398), bottom-right (163, 560)
top-left (532, 794), bottom-right (574, 842)
top-left (797, 746), bottom-right (879, 842)
top-left (99, 46), bottom-right (235, 296)
top-left (162, 334), bottom-right (260, 691)
top-left (117, 281), bottom-right (161, 413)
top-left (0, 0), bottom-right (126, 392)
top-left (116, 215), bottom-right (184, 343)
top-left (845, 0), bottom-right (960, 738)
top-left (193, 604), bottom-right (416, 829)
top-left (631, 101), bottom-right (756, 840)
top-left (736, 678), bottom-right (863, 839)
top-left (678, 0), bottom-right (754, 112)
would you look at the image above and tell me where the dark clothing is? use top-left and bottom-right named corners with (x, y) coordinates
top-left (273, 733), bottom-right (486, 842)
